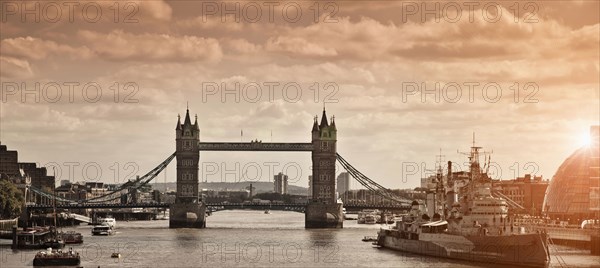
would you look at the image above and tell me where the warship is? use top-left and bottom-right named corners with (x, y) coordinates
top-left (376, 138), bottom-right (550, 267)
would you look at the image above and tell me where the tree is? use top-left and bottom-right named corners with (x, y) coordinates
top-left (0, 180), bottom-right (24, 219)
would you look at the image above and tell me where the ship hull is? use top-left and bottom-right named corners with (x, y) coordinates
top-left (377, 231), bottom-right (549, 268)
top-left (33, 257), bottom-right (80, 266)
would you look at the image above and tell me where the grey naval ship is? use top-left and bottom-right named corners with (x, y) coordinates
top-left (376, 139), bottom-right (550, 267)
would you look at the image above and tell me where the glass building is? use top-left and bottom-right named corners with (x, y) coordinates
top-left (543, 126), bottom-right (600, 222)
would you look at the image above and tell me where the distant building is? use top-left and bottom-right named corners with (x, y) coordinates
top-left (55, 182), bottom-right (87, 201)
top-left (0, 143), bottom-right (55, 192)
top-left (202, 189), bottom-right (250, 203)
top-left (544, 125), bottom-right (600, 222)
top-left (337, 172), bottom-right (351, 195)
top-left (0, 144), bottom-right (19, 177)
top-left (247, 183), bottom-right (254, 198)
top-left (274, 172), bottom-right (288, 194)
top-left (421, 173), bottom-right (446, 190)
top-left (493, 174), bottom-right (549, 216)
top-left (19, 162), bottom-right (55, 190)
top-left (85, 182), bottom-right (108, 200)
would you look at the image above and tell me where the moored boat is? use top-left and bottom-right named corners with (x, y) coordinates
top-left (365, 214), bottom-right (377, 224)
top-left (156, 210), bottom-right (170, 220)
top-left (62, 231), bottom-right (83, 244)
top-left (386, 215), bottom-right (396, 224)
top-left (357, 213), bottom-right (366, 224)
top-left (12, 226), bottom-right (65, 250)
top-left (33, 247), bottom-right (80, 266)
top-left (376, 139), bottom-right (550, 268)
top-left (42, 238), bottom-right (65, 249)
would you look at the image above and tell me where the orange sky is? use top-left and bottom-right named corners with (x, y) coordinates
top-left (0, 1), bottom-right (598, 189)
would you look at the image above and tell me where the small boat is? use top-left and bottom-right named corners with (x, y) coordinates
top-left (362, 236), bottom-right (378, 242)
top-left (364, 214), bottom-right (377, 224)
top-left (264, 210), bottom-right (271, 214)
top-left (91, 225), bottom-right (114, 236)
top-left (62, 231), bottom-right (83, 244)
top-left (98, 216), bottom-right (116, 229)
top-left (42, 239), bottom-right (65, 249)
top-left (111, 252), bottom-right (121, 258)
top-left (33, 247), bottom-right (80, 266)
top-left (155, 211), bottom-right (169, 220)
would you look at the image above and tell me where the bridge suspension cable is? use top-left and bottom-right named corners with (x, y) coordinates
top-left (83, 152), bottom-right (176, 203)
top-left (29, 153), bottom-right (176, 204)
top-left (28, 186), bottom-right (74, 203)
top-left (336, 153), bottom-right (412, 206)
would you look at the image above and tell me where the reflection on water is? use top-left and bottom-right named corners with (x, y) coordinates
top-left (1, 210), bottom-right (597, 267)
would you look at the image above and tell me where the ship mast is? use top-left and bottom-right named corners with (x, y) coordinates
top-left (52, 168), bottom-right (56, 226)
top-left (435, 149), bottom-right (446, 219)
top-left (458, 133), bottom-right (492, 198)
top-left (457, 133), bottom-right (492, 181)
top-left (469, 132), bottom-right (481, 181)
top-left (52, 167), bottom-right (58, 239)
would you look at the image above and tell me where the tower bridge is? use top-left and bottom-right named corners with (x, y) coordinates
top-left (25, 107), bottom-right (412, 229)
top-left (171, 107), bottom-right (341, 228)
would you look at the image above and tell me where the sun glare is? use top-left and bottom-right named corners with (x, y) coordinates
top-left (580, 132), bottom-right (592, 147)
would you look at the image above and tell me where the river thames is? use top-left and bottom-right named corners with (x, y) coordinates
top-left (1, 210), bottom-right (598, 267)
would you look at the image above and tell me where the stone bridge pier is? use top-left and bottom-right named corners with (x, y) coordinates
top-left (170, 108), bottom-right (206, 229)
top-left (305, 108), bottom-right (343, 228)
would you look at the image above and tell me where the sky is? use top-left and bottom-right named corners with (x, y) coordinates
top-left (0, 0), bottom-right (598, 190)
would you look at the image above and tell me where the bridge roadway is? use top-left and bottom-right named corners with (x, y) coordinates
top-left (26, 202), bottom-right (410, 211)
top-left (198, 142), bottom-right (314, 151)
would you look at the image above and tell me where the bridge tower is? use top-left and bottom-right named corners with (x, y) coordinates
top-left (170, 108), bottom-right (206, 228)
top-left (306, 108), bottom-right (344, 228)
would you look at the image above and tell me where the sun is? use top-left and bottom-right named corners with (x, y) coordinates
top-left (580, 131), bottom-right (592, 147)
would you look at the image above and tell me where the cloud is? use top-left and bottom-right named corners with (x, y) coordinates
top-left (0, 57), bottom-right (34, 78)
top-left (0, 37), bottom-right (93, 60)
top-left (176, 16), bottom-right (245, 32)
top-left (222, 38), bottom-right (261, 55)
top-left (266, 36), bottom-right (338, 57)
top-left (2, 102), bottom-right (82, 133)
top-left (77, 30), bottom-right (223, 62)
top-left (263, 7), bottom-right (599, 63)
top-left (133, 0), bottom-right (173, 21)
top-left (245, 62), bottom-right (377, 84)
